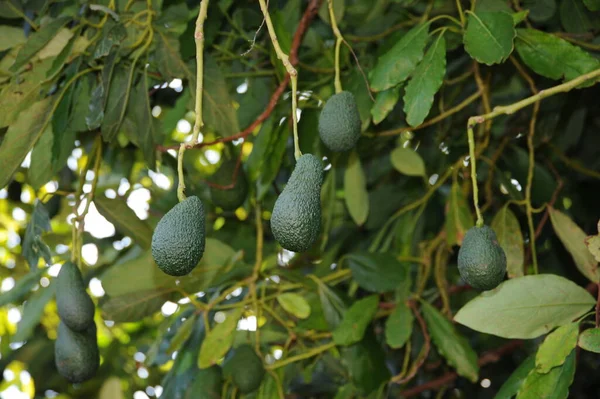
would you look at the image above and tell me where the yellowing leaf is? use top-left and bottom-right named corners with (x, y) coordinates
top-left (0, 26), bottom-right (26, 51)
top-left (535, 323), bottom-right (579, 373)
top-left (390, 147), bottom-right (426, 177)
top-left (491, 206), bottom-right (524, 278)
top-left (585, 220), bottom-right (600, 263)
top-left (371, 86), bottom-right (400, 125)
top-left (578, 328), bottom-right (600, 353)
top-left (344, 151), bottom-right (369, 226)
top-left (99, 377), bottom-right (123, 399)
top-left (549, 207), bottom-right (600, 283)
top-left (198, 307), bottom-right (244, 369)
top-left (38, 28), bottom-right (74, 60)
top-left (277, 293), bottom-right (311, 319)
top-left (445, 181), bottom-right (474, 246)
top-left (516, 351), bottom-right (576, 399)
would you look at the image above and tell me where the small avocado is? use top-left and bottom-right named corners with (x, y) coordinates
top-left (151, 196), bottom-right (206, 276)
top-left (318, 91), bottom-right (362, 152)
top-left (457, 225), bottom-right (507, 291)
top-left (225, 345), bottom-right (264, 394)
top-left (185, 366), bottom-right (223, 399)
top-left (209, 159), bottom-right (248, 211)
top-left (56, 261), bottom-right (95, 332)
top-left (55, 321), bottom-right (99, 383)
top-left (271, 154), bottom-right (323, 252)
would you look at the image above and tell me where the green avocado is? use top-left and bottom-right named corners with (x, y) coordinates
top-left (56, 261), bottom-right (95, 332)
top-left (54, 321), bottom-right (99, 383)
top-left (209, 159), bottom-right (248, 211)
top-left (225, 345), bottom-right (265, 394)
top-left (151, 196), bottom-right (206, 276)
top-left (318, 91), bottom-right (362, 152)
top-left (457, 225), bottom-right (507, 291)
top-left (185, 366), bottom-right (223, 399)
top-left (271, 154), bottom-right (323, 252)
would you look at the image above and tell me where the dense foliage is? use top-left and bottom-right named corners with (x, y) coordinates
top-left (1, 0), bottom-right (600, 397)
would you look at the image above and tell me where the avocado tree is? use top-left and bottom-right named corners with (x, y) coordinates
top-left (1, 0), bottom-right (600, 397)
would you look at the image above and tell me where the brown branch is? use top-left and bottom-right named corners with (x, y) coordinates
top-left (400, 340), bottom-right (524, 397)
top-left (157, 0), bottom-right (322, 153)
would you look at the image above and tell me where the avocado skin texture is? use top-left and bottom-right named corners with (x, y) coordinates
top-left (271, 154), bottom-right (323, 252)
top-left (209, 159), bottom-right (248, 211)
top-left (56, 261), bottom-right (95, 332)
top-left (55, 321), bottom-right (99, 383)
top-left (152, 196), bottom-right (206, 276)
top-left (457, 225), bottom-right (507, 291)
top-left (185, 366), bottom-right (222, 399)
top-left (226, 345), bottom-right (265, 394)
top-left (318, 91), bottom-right (362, 152)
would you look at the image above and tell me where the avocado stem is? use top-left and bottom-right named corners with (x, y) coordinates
top-left (466, 122), bottom-right (484, 228)
top-left (328, 0), bottom-right (343, 94)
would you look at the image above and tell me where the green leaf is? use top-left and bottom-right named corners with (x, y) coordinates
top-left (445, 181), bottom-right (474, 246)
top-left (515, 29), bottom-right (600, 82)
top-left (167, 314), bottom-right (197, 355)
top-left (344, 151), bottom-right (369, 226)
top-left (384, 301), bottom-right (413, 349)
top-left (342, 331), bottom-right (391, 394)
top-left (559, 0), bottom-right (597, 33)
top-left (535, 322), bottom-right (579, 373)
top-left (37, 28), bottom-right (74, 60)
top-left (421, 301), bottom-right (479, 382)
top-left (102, 66), bottom-right (133, 142)
top-left (549, 207), bottom-right (599, 283)
top-left (22, 201), bottom-right (52, 269)
top-left (495, 356), bottom-right (535, 399)
top-left (198, 307), bottom-right (244, 368)
top-left (390, 147), bottom-right (426, 177)
top-left (346, 252), bottom-right (410, 293)
top-left (491, 206), bottom-right (525, 278)
top-left (578, 328), bottom-right (600, 353)
top-left (10, 16), bottom-right (70, 72)
top-left (317, 282), bottom-right (347, 329)
top-left (333, 295), bottom-right (379, 346)
top-left (523, 0), bottom-right (557, 22)
top-left (455, 274), bottom-right (595, 339)
top-left (464, 11), bottom-right (516, 65)
top-left (0, 25), bottom-right (26, 51)
top-left (277, 293), bottom-right (311, 319)
top-left (0, 97), bottom-right (52, 188)
top-left (94, 22), bottom-right (127, 59)
top-left (585, 221), bottom-right (600, 263)
top-left (583, 0), bottom-right (600, 10)
top-left (202, 55), bottom-right (240, 138)
top-left (371, 86), bottom-right (400, 125)
top-left (155, 31), bottom-right (193, 80)
top-left (516, 350), bottom-right (576, 399)
top-left (13, 281), bottom-right (56, 343)
top-left (0, 268), bottom-right (46, 307)
top-left (318, 0), bottom-right (345, 24)
top-left (403, 34), bottom-right (446, 127)
top-left (94, 195), bottom-right (153, 250)
top-left (128, 70), bottom-right (156, 168)
top-left (101, 290), bottom-right (172, 322)
top-left (370, 23), bottom-right (430, 92)
top-left (28, 126), bottom-right (56, 190)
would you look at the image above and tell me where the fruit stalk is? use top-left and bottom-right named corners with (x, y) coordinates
top-left (258, 0), bottom-right (302, 160)
top-left (327, 0), bottom-right (343, 94)
top-left (466, 123), bottom-right (484, 227)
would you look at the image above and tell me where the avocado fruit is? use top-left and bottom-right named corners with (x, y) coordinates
top-left (54, 321), bottom-right (99, 383)
top-left (318, 91), bottom-right (362, 152)
top-left (56, 261), bottom-right (95, 332)
top-left (225, 345), bottom-right (264, 394)
top-left (152, 196), bottom-right (206, 276)
top-left (209, 159), bottom-right (248, 211)
top-left (457, 225), bottom-right (507, 291)
top-left (185, 366), bottom-right (223, 399)
top-left (271, 154), bottom-right (323, 252)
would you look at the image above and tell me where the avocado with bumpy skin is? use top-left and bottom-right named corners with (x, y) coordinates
top-left (226, 345), bottom-right (264, 394)
top-left (56, 261), bottom-right (95, 332)
top-left (271, 154), bottom-right (323, 252)
top-left (457, 225), bottom-right (507, 291)
top-left (209, 159), bottom-right (248, 211)
top-left (318, 91), bottom-right (362, 152)
top-left (151, 196), bottom-right (206, 276)
top-left (55, 321), bottom-right (99, 383)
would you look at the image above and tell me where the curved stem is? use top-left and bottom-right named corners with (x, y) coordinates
top-left (328, 0), bottom-right (343, 93)
top-left (466, 122), bottom-right (484, 227)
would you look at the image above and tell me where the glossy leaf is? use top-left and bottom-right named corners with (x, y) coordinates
top-left (277, 293), bottom-right (311, 319)
top-left (333, 295), bottom-right (379, 346)
top-left (22, 201), bottom-right (53, 269)
top-left (445, 181), bottom-right (474, 246)
top-left (198, 307), bottom-right (243, 368)
top-left (390, 147), bottom-right (426, 177)
top-left (464, 11), bottom-right (516, 65)
top-left (495, 356), bottom-right (535, 399)
top-left (516, 350), bottom-right (576, 399)
top-left (535, 323), bottom-right (579, 373)
top-left (370, 23), bottom-right (430, 92)
top-left (455, 274), bottom-right (595, 339)
top-left (94, 195), bottom-right (153, 250)
top-left (549, 207), bottom-right (599, 283)
top-left (404, 33), bottom-right (446, 127)
top-left (578, 328), bottom-right (600, 353)
top-left (344, 151), bottom-right (369, 226)
top-left (371, 86), bottom-right (400, 125)
top-left (384, 301), bottom-right (413, 349)
top-left (346, 252), bottom-right (409, 293)
top-left (101, 290), bottom-right (172, 322)
top-left (491, 206), bottom-right (525, 278)
top-left (422, 301), bottom-right (479, 382)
